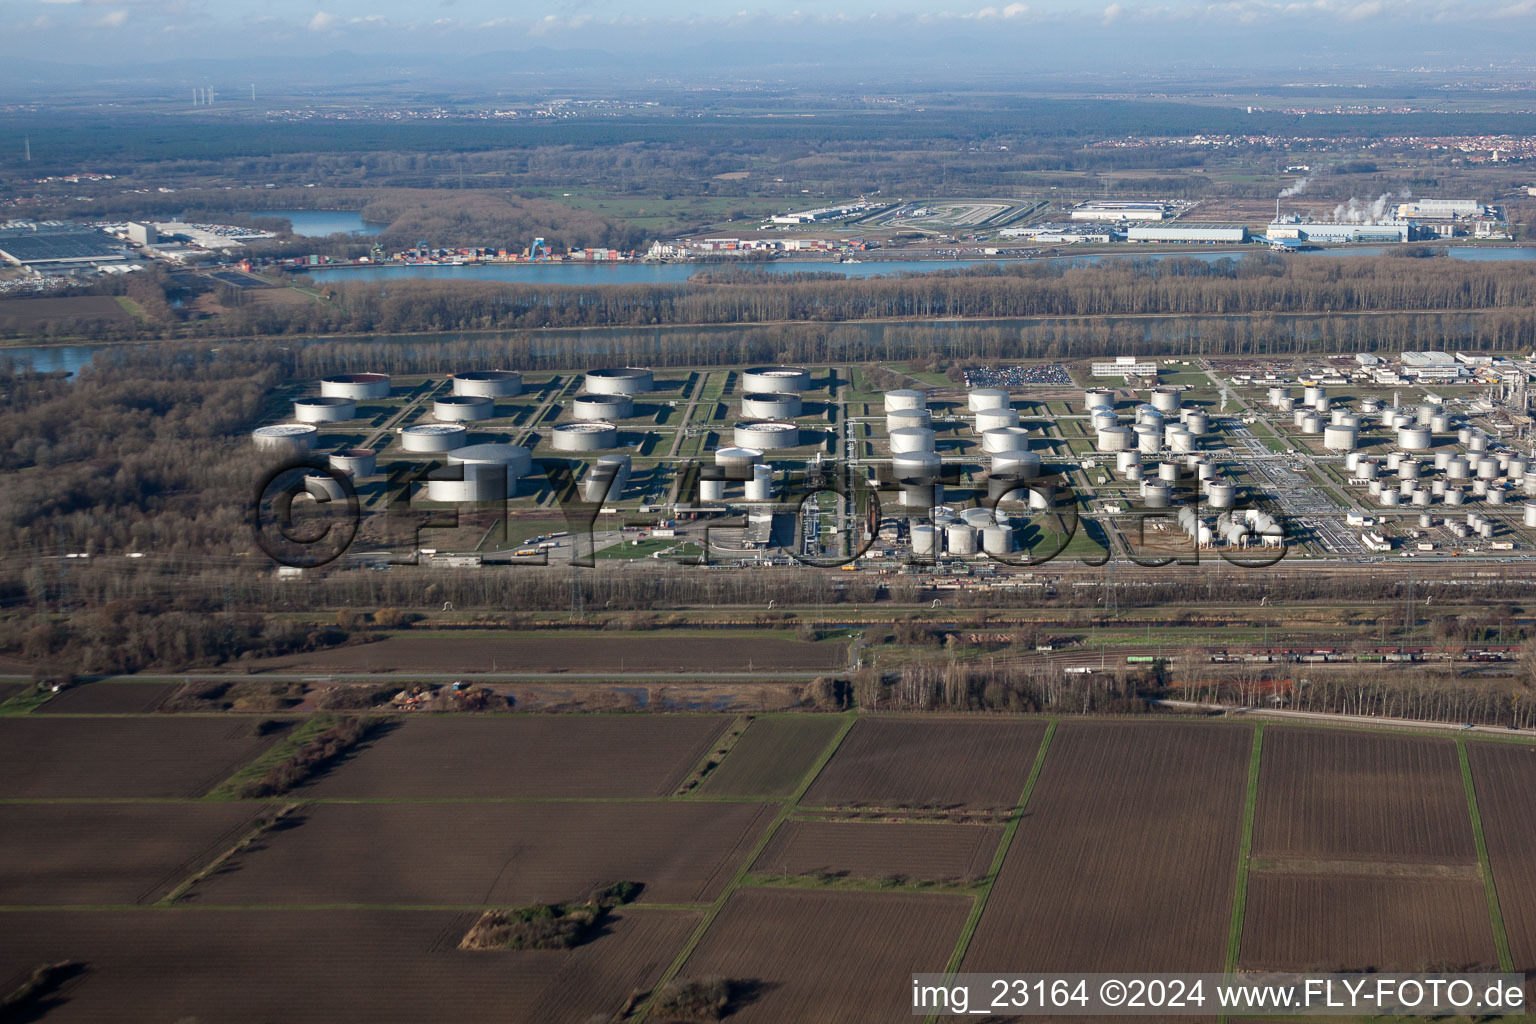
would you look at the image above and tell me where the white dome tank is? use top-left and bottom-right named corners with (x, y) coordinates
top-left (433, 395), bottom-right (495, 422)
top-left (945, 523), bottom-right (978, 555)
top-left (572, 393), bottom-right (635, 421)
top-left (1397, 426), bottom-right (1432, 451)
top-left (734, 421), bottom-right (800, 450)
top-left (889, 427), bottom-right (937, 453)
top-left (252, 423), bottom-right (318, 451)
top-left (742, 366), bottom-right (810, 394)
top-left (741, 392), bottom-right (802, 419)
top-left (1097, 426), bottom-right (1134, 452)
top-left (983, 427), bottom-right (1030, 454)
top-left (886, 409), bottom-right (933, 433)
top-left (584, 367), bottom-right (653, 395)
top-left (969, 389), bottom-right (1010, 412)
top-left (552, 422), bottom-right (619, 451)
top-left (883, 389), bottom-right (927, 411)
top-left (1150, 387), bottom-right (1181, 414)
top-left (329, 448), bottom-right (376, 477)
top-left (401, 423), bottom-right (467, 453)
top-left (1323, 425), bottom-right (1358, 450)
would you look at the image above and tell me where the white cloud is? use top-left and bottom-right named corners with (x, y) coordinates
top-left (307, 10), bottom-right (337, 31)
top-left (1103, 2), bottom-right (1123, 21)
top-left (93, 8), bottom-right (127, 26)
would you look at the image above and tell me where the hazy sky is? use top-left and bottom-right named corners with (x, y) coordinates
top-left (5, 0), bottom-right (1536, 71)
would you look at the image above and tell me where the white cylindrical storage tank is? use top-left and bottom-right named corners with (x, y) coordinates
top-left (1097, 426), bottom-right (1134, 453)
top-left (734, 421), bottom-right (799, 450)
top-left (1142, 484), bottom-right (1172, 508)
top-left (1167, 428), bottom-right (1195, 454)
top-left (715, 446), bottom-right (764, 475)
top-left (1419, 513), bottom-right (1434, 529)
top-left (1446, 488), bottom-right (1465, 506)
top-left (1430, 414), bottom-right (1450, 433)
top-left (293, 396), bottom-right (356, 423)
top-left (699, 478), bottom-right (726, 502)
top-left (742, 366), bottom-right (810, 394)
top-left (1478, 460), bottom-right (1500, 481)
top-left (1292, 408), bottom-right (1309, 428)
top-left (1433, 451), bottom-right (1451, 471)
top-left (1368, 479), bottom-right (1384, 496)
top-left (1135, 424), bottom-right (1161, 455)
top-left (1397, 426), bottom-right (1432, 451)
top-left (883, 389), bottom-right (927, 412)
top-left (1267, 386), bottom-right (1290, 407)
top-left (1526, 476), bottom-right (1536, 497)
top-left (1525, 502), bottom-right (1536, 528)
top-left (1446, 457), bottom-right (1471, 480)
top-left (1276, 397), bottom-right (1296, 414)
top-left (585, 367), bottom-right (653, 395)
top-left (1300, 414), bottom-right (1324, 434)
top-left (426, 444), bottom-right (532, 502)
top-left (1125, 465), bottom-right (1144, 482)
top-left (1398, 460), bottom-right (1421, 480)
top-left (320, 372), bottom-right (390, 400)
top-left (1313, 396), bottom-right (1330, 413)
top-left (1157, 461), bottom-right (1181, 483)
top-left (1182, 411), bottom-right (1209, 436)
top-left (983, 427), bottom-right (1030, 454)
top-left (1399, 479), bottom-right (1417, 497)
top-left (1417, 403), bottom-right (1441, 426)
top-left (451, 370), bottom-right (522, 398)
top-left (1357, 461), bottom-right (1379, 481)
top-left (991, 450), bottom-right (1042, 479)
top-left (552, 422), bottom-right (618, 451)
top-left (1135, 405), bottom-right (1165, 427)
top-left (329, 447), bottom-right (376, 478)
top-left (960, 508), bottom-right (994, 528)
top-left (1361, 397), bottom-right (1381, 414)
top-left (887, 409), bottom-right (933, 433)
top-left (1473, 479), bottom-right (1490, 497)
top-left (1458, 427), bottom-right (1474, 445)
top-left (1091, 410), bottom-right (1119, 431)
top-left (447, 443), bottom-right (532, 495)
top-left (741, 392), bottom-right (802, 419)
top-left (433, 395), bottom-right (495, 422)
top-left (1488, 488), bottom-right (1506, 506)
top-left (891, 451), bottom-right (942, 481)
top-left (1206, 482), bottom-right (1236, 508)
top-left (579, 454), bottom-right (630, 504)
top-left (1303, 385), bottom-right (1326, 406)
top-left (1386, 452), bottom-right (1403, 471)
top-left (1116, 451), bottom-right (1139, 473)
top-left (982, 524), bottom-right (1014, 555)
top-left (1083, 388), bottom-right (1115, 411)
top-left (1509, 458), bottom-right (1528, 480)
top-left (1470, 434), bottom-right (1489, 453)
top-left (303, 473), bottom-right (346, 502)
top-left (946, 523), bottom-right (977, 555)
top-left (970, 388), bottom-right (1011, 412)
top-left (1027, 487), bottom-right (1055, 511)
top-left (1150, 387), bottom-right (1181, 414)
top-left (572, 393), bottom-right (634, 421)
top-left (1346, 452), bottom-right (1363, 472)
top-left (1330, 408), bottom-right (1348, 426)
top-left (1432, 479), bottom-right (1447, 497)
top-left (1196, 461), bottom-right (1215, 482)
top-left (1323, 425), bottom-right (1357, 451)
top-left (911, 524), bottom-right (937, 556)
top-left (1466, 452), bottom-right (1485, 472)
top-left (889, 427), bottom-right (936, 453)
top-left (252, 423), bottom-right (318, 452)
top-left (401, 423), bottom-right (467, 453)
top-left (745, 464), bottom-right (774, 501)
top-left (974, 409), bottom-right (1019, 433)
top-left (1379, 489), bottom-right (1400, 507)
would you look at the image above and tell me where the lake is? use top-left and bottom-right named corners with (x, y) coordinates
top-left (261, 210), bottom-right (387, 238)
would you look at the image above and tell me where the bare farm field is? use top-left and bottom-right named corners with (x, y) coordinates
top-left (1468, 741), bottom-right (1536, 970)
top-left (0, 908), bottom-right (697, 1024)
top-left (800, 717), bottom-right (1047, 813)
top-left (965, 721), bottom-right (1251, 974)
top-left (37, 681), bottom-right (180, 715)
top-left (696, 715), bottom-right (847, 798)
top-left (0, 717), bottom-right (287, 799)
top-left (752, 820), bottom-right (1001, 884)
top-left (1239, 875), bottom-right (1498, 971)
top-left (300, 715), bottom-right (729, 799)
top-left (1253, 728), bottom-right (1475, 864)
top-left (190, 801), bottom-right (774, 907)
top-left (675, 888), bottom-right (970, 1023)
top-left (0, 295), bottom-right (131, 329)
top-left (246, 633), bottom-right (846, 674)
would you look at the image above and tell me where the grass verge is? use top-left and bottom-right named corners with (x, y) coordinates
top-left (202, 717), bottom-right (329, 801)
top-left (1458, 738), bottom-right (1514, 973)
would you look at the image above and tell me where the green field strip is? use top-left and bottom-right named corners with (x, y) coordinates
top-left (1458, 738), bottom-right (1514, 973)
top-left (1224, 722), bottom-right (1264, 977)
top-left (634, 710), bottom-right (858, 1022)
top-left (202, 717), bottom-right (337, 802)
top-left (924, 718), bottom-right (1058, 1024)
top-left (0, 902), bottom-right (715, 913)
top-left (739, 873), bottom-right (983, 896)
top-left (0, 690), bottom-right (55, 715)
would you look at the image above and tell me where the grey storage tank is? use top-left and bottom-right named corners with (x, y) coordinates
top-left (552, 422), bottom-right (619, 451)
top-left (742, 366), bottom-right (810, 394)
top-left (320, 372), bottom-right (390, 400)
top-left (945, 522), bottom-right (978, 555)
top-left (734, 421), bottom-right (800, 450)
top-left (969, 389), bottom-right (1011, 412)
top-left (401, 423), bottom-right (467, 453)
top-left (433, 395), bottom-right (495, 422)
top-left (1097, 425), bottom-right (1134, 452)
top-left (974, 408), bottom-right (1020, 433)
top-left (1397, 426), bottom-right (1432, 451)
top-left (572, 393), bottom-right (635, 421)
top-left (1150, 387), bottom-right (1181, 414)
top-left (293, 396), bottom-right (356, 423)
top-left (585, 367), bottom-right (653, 396)
top-left (889, 426), bottom-right (937, 453)
top-left (741, 392), bottom-right (802, 419)
top-left (451, 370), bottom-right (522, 398)
top-left (883, 389), bottom-right (927, 411)
top-left (982, 524), bottom-right (1014, 556)
top-left (252, 423), bottom-right (318, 452)
top-left (911, 524), bottom-right (938, 556)
top-left (329, 448), bottom-right (376, 478)
top-left (983, 427), bottom-right (1030, 454)
top-left (582, 454), bottom-right (631, 503)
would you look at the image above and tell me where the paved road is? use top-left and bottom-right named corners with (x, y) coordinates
top-left (1154, 698), bottom-right (1534, 738)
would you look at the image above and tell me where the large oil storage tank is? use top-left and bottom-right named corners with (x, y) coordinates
top-left (1470, 434), bottom-right (1489, 453)
top-left (1135, 405), bottom-right (1165, 427)
top-left (982, 427), bottom-right (1030, 454)
top-left (982, 524), bottom-right (1014, 556)
top-left (585, 367), bottom-right (653, 395)
top-left (1397, 426), bottom-right (1432, 451)
top-left (451, 370), bottom-right (522, 398)
top-left (552, 422), bottom-right (619, 451)
top-left (303, 473), bottom-right (346, 502)
top-left (320, 372), bottom-right (390, 400)
top-left (1135, 423), bottom-right (1162, 454)
top-left (1417, 403), bottom-right (1442, 426)
top-left (1360, 397), bottom-right (1381, 414)
top-left (1157, 461), bottom-right (1181, 483)
top-left (1379, 489), bottom-right (1401, 507)
top-left (433, 395), bottom-right (495, 422)
top-left (1509, 458), bottom-right (1529, 479)
top-left (734, 421), bottom-right (800, 450)
top-left (741, 392), bottom-right (802, 419)
top-left (1267, 386), bottom-right (1291, 407)
top-left (883, 389), bottom-right (927, 411)
top-left (891, 451), bottom-right (942, 481)
top-left (1398, 460), bottom-right (1421, 480)
top-left (293, 396), bottom-right (356, 423)
top-left (401, 423), bottom-right (467, 453)
top-left (1488, 488), bottom-right (1507, 506)
top-left (1292, 408), bottom-right (1309, 428)
top-left (1142, 484), bottom-right (1172, 508)
top-left (889, 427), bottom-right (937, 453)
top-left (1125, 465), bottom-right (1144, 482)
top-left (1091, 410), bottom-right (1119, 432)
top-left (1322, 425), bottom-right (1358, 451)
top-left (1478, 460), bottom-right (1500, 481)
top-left (1300, 414), bottom-right (1324, 434)
top-left (1446, 488), bottom-right (1465, 506)
top-left (698, 473), bottom-right (726, 502)
top-left (990, 449), bottom-right (1042, 480)
top-left (745, 464), bottom-right (775, 501)
top-left (1116, 451), bottom-right (1140, 473)
top-left (1430, 414), bottom-right (1451, 433)
top-left (1206, 481), bottom-right (1236, 508)
top-left (1446, 457), bottom-right (1471, 480)
top-left (1084, 388), bottom-right (1115, 411)
top-left (1182, 411), bottom-right (1210, 436)
top-left (1167, 427), bottom-right (1195, 454)
top-left (572, 393), bottom-right (634, 421)
top-left (1303, 384), bottom-right (1326, 406)
top-left (715, 446), bottom-right (763, 475)
top-left (329, 448), bottom-right (376, 478)
top-left (900, 482), bottom-right (944, 509)
top-left (1097, 425), bottom-right (1134, 452)
top-left (911, 524), bottom-right (938, 556)
top-left (1525, 502), bottom-right (1536, 528)
top-left (886, 409), bottom-right (932, 433)
top-left (742, 366), bottom-right (810, 394)
top-left (427, 443), bottom-right (533, 501)
top-left (974, 408), bottom-right (1020, 433)
top-left (252, 423), bottom-right (318, 452)
top-left (1276, 397), bottom-right (1296, 414)
top-left (1150, 387), bottom-right (1181, 414)
top-left (946, 522), bottom-right (978, 555)
top-left (581, 454), bottom-right (631, 503)
top-left (969, 389), bottom-right (1011, 412)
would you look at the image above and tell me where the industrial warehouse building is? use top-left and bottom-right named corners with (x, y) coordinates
top-left (1070, 201), bottom-right (1169, 222)
top-left (1126, 223), bottom-right (1248, 244)
top-left (1265, 221), bottom-right (1413, 243)
top-left (0, 227), bottom-right (131, 270)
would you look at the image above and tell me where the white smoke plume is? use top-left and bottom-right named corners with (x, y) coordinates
top-left (1278, 176), bottom-right (1310, 199)
top-left (1331, 192), bottom-right (1396, 224)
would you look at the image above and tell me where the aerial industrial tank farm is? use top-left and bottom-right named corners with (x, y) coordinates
top-left (250, 349), bottom-right (1536, 566)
